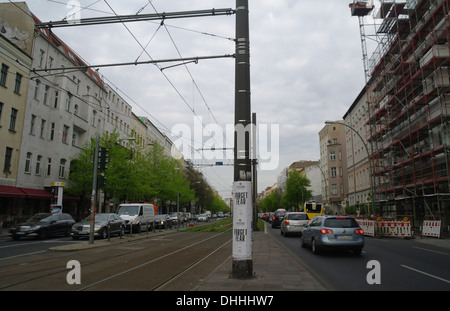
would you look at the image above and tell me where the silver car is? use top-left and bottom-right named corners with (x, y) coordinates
top-left (300, 215), bottom-right (364, 255)
top-left (280, 212), bottom-right (309, 237)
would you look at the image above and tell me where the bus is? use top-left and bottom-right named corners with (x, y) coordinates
top-left (304, 201), bottom-right (323, 220)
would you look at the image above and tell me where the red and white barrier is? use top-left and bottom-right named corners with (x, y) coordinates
top-left (422, 220), bottom-right (441, 238)
top-left (376, 221), bottom-right (411, 238)
top-left (356, 219), bottom-right (375, 237)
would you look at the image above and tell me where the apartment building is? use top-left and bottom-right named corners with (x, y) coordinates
top-left (343, 87), bottom-right (373, 212)
top-left (0, 3), bottom-right (183, 224)
top-left (351, 0), bottom-right (450, 227)
top-left (319, 122), bottom-right (348, 213)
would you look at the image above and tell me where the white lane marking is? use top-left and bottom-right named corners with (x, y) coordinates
top-left (401, 265), bottom-right (450, 284)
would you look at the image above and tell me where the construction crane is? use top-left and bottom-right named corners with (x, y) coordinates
top-left (349, 0), bottom-right (375, 16)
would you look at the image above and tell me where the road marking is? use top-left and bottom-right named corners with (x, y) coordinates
top-left (413, 246), bottom-right (449, 256)
top-left (401, 265), bottom-right (450, 284)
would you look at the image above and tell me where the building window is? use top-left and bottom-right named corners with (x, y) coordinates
top-left (331, 184), bottom-right (338, 195)
top-left (14, 73), bottom-right (22, 94)
top-left (65, 93), bottom-right (72, 111)
top-left (43, 85), bottom-right (50, 105)
top-left (91, 110), bottom-right (97, 126)
top-left (40, 119), bottom-right (46, 139)
top-left (331, 167), bottom-right (337, 177)
top-left (50, 122), bottom-right (55, 140)
top-left (33, 79), bottom-right (40, 100)
top-left (46, 158), bottom-right (52, 176)
top-left (35, 155), bottom-right (42, 175)
top-left (0, 64), bottom-right (8, 86)
top-left (9, 108), bottom-right (17, 131)
top-left (59, 159), bottom-right (66, 178)
top-left (3, 147), bottom-right (12, 173)
top-left (39, 49), bottom-right (45, 68)
top-left (25, 152), bottom-right (32, 173)
top-left (330, 151), bottom-right (336, 161)
top-left (62, 125), bottom-right (69, 144)
top-left (0, 102), bottom-right (3, 125)
top-left (54, 91), bottom-right (59, 108)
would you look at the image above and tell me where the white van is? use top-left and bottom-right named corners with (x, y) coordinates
top-left (117, 203), bottom-right (155, 233)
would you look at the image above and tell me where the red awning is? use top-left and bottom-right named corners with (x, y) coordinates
top-left (0, 185), bottom-right (27, 198)
top-left (18, 188), bottom-right (51, 199)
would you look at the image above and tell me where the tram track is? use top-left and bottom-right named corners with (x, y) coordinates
top-left (0, 230), bottom-right (232, 291)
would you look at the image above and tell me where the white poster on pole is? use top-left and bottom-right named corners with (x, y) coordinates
top-left (232, 181), bottom-right (253, 261)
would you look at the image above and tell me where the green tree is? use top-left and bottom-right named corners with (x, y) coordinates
top-left (282, 170), bottom-right (312, 211)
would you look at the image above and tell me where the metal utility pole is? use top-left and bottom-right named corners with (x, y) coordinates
top-left (232, 0), bottom-right (253, 279)
top-left (89, 135), bottom-right (100, 244)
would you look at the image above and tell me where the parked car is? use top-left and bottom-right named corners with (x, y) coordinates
top-left (155, 214), bottom-right (170, 229)
top-left (71, 213), bottom-right (125, 240)
top-left (9, 213), bottom-right (75, 240)
top-left (300, 215), bottom-right (364, 255)
top-left (271, 209), bottom-right (287, 228)
top-left (168, 212), bottom-right (182, 226)
top-left (116, 203), bottom-right (155, 233)
top-left (197, 214), bottom-right (209, 222)
top-left (280, 212), bottom-right (309, 237)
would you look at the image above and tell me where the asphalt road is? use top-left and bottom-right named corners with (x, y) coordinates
top-left (267, 224), bottom-right (450, 291)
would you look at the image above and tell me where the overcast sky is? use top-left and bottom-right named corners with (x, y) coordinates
top-left (4, 0), bottom-right (369, 199)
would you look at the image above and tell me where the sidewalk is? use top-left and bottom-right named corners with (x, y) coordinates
top-left (194, 231), bottom-right (327, 291)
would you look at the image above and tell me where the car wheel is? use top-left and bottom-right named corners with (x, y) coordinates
top-left (101, 228), bottom-right (107, 239)
top-left (311, 239), bottom-right (320, 255)
top-left (300, 236), bottom-right (306, 248)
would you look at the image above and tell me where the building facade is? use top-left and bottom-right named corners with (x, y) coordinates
top-left (352, 0), bottom-right (450, 228)
top-left (319, 122), bottom-right (349, 213)
top-left (0, 3), bottom-right (183, 225)
top-left (343, 87), bottom-right (373, 213)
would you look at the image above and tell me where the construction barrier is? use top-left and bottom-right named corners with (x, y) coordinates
top-left (356, 219), bottom-right (375, 237)
top-left (356, 219), bottom-right (411, 238)
top-left (422, 220), bottom-right (441, 238)
top-left (376, 221), bottom-right (411, 238)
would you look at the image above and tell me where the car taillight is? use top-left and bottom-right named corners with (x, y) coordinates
top-left (354, 229), bottom-right (364, 234)
top-left (320, 228), bottom-right (333, 234)
top-left (285, 220), bottom-right (290, 225)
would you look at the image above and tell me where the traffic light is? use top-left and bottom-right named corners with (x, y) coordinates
top-left (98, 174), bottom-right (106, 188)
top-left (98, 147), bottom-right (109, 171)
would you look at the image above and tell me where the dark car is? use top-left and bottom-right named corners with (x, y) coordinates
top-left (71, 213), bottom-right (125, 240)
top-left (301, 215), bottom-right (365, 255)
top-left (271, 209), bottom-right (287, 228)
top-left (155, 214), bottom-right (171, 229)
top-left (9, 213), bottom-right (75, 240)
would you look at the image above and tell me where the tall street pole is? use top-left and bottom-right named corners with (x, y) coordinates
top-left (232, 0), bottom-right (253, 279)
top-left (89, 135), bottom-right (100, 244)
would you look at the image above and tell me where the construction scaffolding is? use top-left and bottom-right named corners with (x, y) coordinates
top-left (350, 0), bottom-right (450, 230)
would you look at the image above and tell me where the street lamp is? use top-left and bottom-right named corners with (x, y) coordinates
top-left (325, 121), bottom-right (375, 216)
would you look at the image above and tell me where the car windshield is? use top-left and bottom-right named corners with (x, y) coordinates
top-left (324, 218), bottom-right (359, 228)
top-left (169, 213), bottom-right (178, 217)
top-left (27, 213), bottom-right (52, 222)
top-left (155, 214), bottom-right (167, 219)
top-left (288, 213), bottom-right (309, 220)
top-left (117, 205), bottom-right (139, 215)
top-left (84, 214), bottom-right (110, 222)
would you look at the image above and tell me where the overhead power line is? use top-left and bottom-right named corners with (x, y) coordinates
top-left (35, 8), bottom-right (236, 28)
top-left (31, 54), bottom-right (235, 72)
